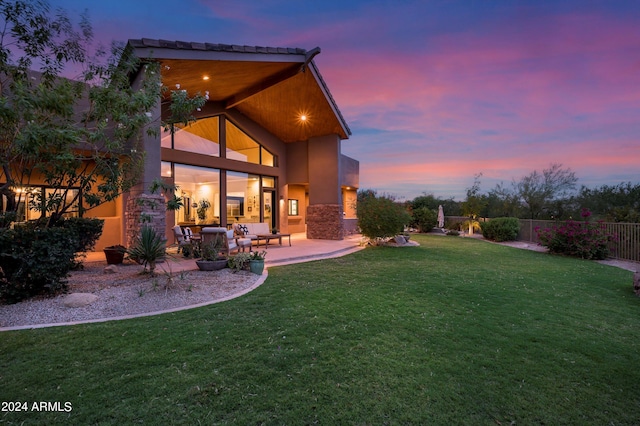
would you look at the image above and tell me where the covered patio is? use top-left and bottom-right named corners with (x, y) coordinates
top-left (87, 233), bottom-right (363, 269)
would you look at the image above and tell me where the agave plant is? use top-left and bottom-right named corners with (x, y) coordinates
top-left (127, 226), bottom-right (166, 275)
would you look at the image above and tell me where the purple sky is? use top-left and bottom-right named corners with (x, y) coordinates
top-left (54, 0), bottom-right (640, 200)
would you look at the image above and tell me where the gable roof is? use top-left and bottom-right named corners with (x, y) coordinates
top-left (127, 39), bottom-right (351, 142)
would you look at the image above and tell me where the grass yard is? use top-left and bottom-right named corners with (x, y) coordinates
top-left (1, 234), bottom-right (639, 425)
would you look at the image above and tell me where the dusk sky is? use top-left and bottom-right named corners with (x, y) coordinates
top-left (53, 0), bottom-right (640, 200)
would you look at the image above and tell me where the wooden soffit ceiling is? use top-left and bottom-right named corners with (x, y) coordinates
top-left (130, 40), bottom-right (350, 142)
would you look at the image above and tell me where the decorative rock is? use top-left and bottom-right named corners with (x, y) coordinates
top-left (394, 235), bottom-right (407, 245)
top-left (633, 272), bottom-right (640, 296)
top-left (63, 293), bottom-right (98, 308)
top-left (103, 265), bottom-right (118, 274)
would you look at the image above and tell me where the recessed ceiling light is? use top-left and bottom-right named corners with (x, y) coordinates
top-left (203, 76), bottom-right (210, 80)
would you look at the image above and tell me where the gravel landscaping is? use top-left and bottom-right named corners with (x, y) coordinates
top-left (0, 260), bottom-right (263, 329)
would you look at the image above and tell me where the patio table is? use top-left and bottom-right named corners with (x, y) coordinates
top-left (256, 233), bottom-right (291, 247)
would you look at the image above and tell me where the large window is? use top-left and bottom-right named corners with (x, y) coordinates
top-left (226, 171), bottom-right (260, 224)
top-left (163, 162), bottom-right (221, 226)
top-left (226, 120), bottom-right (276, 166)
top-left (161, 116), bottom-right (220, 157)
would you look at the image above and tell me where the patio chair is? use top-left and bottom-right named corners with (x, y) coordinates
top-left (201, 227), bottom-right (251, 257)
top-left (172, 225), bottom-right (190, 253)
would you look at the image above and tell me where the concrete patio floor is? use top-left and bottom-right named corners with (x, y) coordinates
top-left (85, 233), bottom-right (365, 270)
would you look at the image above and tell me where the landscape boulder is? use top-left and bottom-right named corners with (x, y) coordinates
top-left (63, 293), bottom-right (98, 308)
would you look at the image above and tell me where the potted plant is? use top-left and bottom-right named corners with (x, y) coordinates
top-left (196, 199), bottom-right (211, 224)
top-left (248, 250), bottom-right (267, 275)
top-left (103, 244), bottom-right (126, 264)
top-left (196, 239), bottom-right (227, 271)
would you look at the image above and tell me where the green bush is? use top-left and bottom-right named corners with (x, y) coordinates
top-left (228, 252), bottom-right (252, 272)
top-left (480, 217), bottom-right (520, 242)
top-left (357, 191), bottom-right (411, 240)
top-left (54, 217), bottom-right (104, 253)
top-left (444, 218), bottom-right (464, 231)
top-left (412, 207), bottom-right (437, 233)
top-left (0, 226), bottom-right (78, 303)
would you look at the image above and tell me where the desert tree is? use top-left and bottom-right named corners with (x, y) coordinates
top-left (0, 0), bottom-right (203, 227)
top-left (513, 163), bottom-right (577, 219)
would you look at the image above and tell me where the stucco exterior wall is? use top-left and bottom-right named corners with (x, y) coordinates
top-left (340, 154), bottom-right (359, 189)
top-left (286, 141), bottom-right (309, 184)
top-left (308, 134), bottom-right (341, 205)
top-left (286, 184), bottom-right (307, 233)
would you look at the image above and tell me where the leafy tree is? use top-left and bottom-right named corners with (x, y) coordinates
top-left (575, 182), bottom-right (640, 223)
top-left (461, 173), bottom-right (486, 233)
top-left (0, 0), bottom-right (204, 227)
top-left (357, 190), bottom-right (411, 241)
top-left (410, 194), bottom-right (441, 211)
top-left (412, 207), bottom-right (437, 233)
top-left (514, 163), bottom-right (577, 219)
top-left (485, 182), bottom-right (521, 218)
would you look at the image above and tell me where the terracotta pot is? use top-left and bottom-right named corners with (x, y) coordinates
top-left (103, 247), bottom-right (125, 265)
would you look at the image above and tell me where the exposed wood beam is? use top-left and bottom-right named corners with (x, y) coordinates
top-left (224, 64), bottom-right (301, 109)
top-left (224, 47), bottom-right (321, 109)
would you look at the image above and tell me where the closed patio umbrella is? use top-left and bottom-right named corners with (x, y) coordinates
top-left (437, 205), bottom-right (445, 228)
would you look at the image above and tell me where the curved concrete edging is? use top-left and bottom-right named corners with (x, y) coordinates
top-left (0, 245), bottom-right (366, 332)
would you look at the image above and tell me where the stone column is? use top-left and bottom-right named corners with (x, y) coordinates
top-left (307, 204), bottom-right (344, 240)
top-left (307, 134), bottom-right (344, 240)
top-left (125, 193), bottom-right (166, 248)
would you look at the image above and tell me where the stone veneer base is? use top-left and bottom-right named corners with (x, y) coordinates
top-left (125, 193), bottom-right (166, 248)
top-left (306, 204), bottom-right (344, 240)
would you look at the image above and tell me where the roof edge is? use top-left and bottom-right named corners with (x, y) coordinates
top-left (128, 38), bottom-right (308, 56)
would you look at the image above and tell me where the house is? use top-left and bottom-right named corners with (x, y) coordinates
top-left (2, 39), bottom-right (360, 249)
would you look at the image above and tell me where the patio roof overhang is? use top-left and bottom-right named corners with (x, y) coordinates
top-left (127, 39), bottom-right (351, 143)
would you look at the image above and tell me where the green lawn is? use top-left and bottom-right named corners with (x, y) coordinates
top-left (1, 235), bottom-right (638, 425)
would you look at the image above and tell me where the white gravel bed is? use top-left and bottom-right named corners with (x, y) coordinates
top-left (0, 261), bottom-right (262, 329)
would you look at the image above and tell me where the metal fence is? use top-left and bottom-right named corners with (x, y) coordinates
top-left (443, 216), bottom-right (640, 262)
top-left (518, 219), bottom-right (640, 263)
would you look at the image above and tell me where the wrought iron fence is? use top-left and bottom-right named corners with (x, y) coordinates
top-left (440, 216), bottom-right (640, 262)
top-left (518, 219), bottom-right (640, 262)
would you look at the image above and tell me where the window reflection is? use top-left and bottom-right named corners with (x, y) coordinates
top-left (171, 164), bottom-right (221, 226)
top-left (227, 171), bottom-right (260, 224)
top-left (161, 117), bottom-right (220, 157)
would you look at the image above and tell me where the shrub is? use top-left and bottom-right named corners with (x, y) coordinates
top-left (228, 252), bottom-right (252, 272)
top-left (481, 217), bottom-right (520, 242)
top-left (536, 213), bottom-right (616, 260)
top-left (444, 218), bottom-right (464, 231)
top-left (127, 226), bottom-right (166, 275)
top-left (54, 217), bottom-right (104, 253)
top-left (412, 207), bottom-right (437, 233)
top-left (357, 191), bottom-right (411, 240)
top-left (0, 226), bottom-right (78, 303)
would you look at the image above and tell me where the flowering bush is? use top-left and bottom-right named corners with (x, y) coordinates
top-left (536, 210), bottom-right (616, 260)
